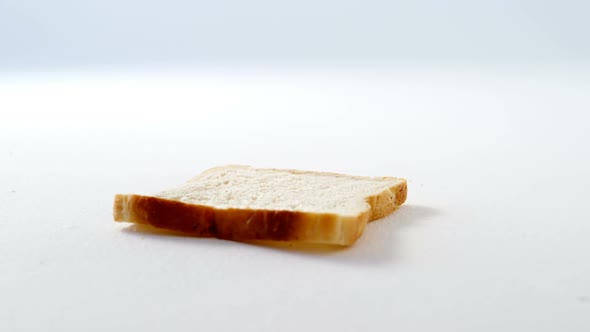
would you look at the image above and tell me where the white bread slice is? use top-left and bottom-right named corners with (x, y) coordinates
top-left (113, 165), bottom-right (407, 246)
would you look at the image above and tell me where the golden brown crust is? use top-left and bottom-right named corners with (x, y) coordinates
top-left (113, 167), bottom-right (407, 246)
top-left (114, 194), bottom-right (368, 245)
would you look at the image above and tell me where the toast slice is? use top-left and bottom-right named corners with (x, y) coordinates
top-left (113, 165), bottom-right (407, 246)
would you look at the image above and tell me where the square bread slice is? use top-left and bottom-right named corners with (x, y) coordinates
top-left (113, 165), bottom-right (407, 246)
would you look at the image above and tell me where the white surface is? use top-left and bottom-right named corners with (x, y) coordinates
top-left (1, 66), bottom-right (590, 331)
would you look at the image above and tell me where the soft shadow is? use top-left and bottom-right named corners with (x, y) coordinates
top-left (244, 204), bottom-right (441, 265)
top-left (121, 205), bottom-right (440, 265)
top-left (123, 224), bottom-right (202, 238)
top-left (385, 204), bottom-right (440, 230)
top-left (120, 224), bottom-right (228, 249)
top-left (243, 240), bottom-right (346, 254)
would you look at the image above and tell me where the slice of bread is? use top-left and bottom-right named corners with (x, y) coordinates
top-left (113, 165), bottom-right (407, 246)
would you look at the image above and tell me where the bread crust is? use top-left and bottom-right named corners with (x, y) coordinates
top-left (113, 167), bottom-right (407, 246)
top-left (367, 178), bottom-right (408, 221)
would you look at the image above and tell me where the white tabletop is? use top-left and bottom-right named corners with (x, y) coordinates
top-left (1, 65), bottom-right (589, 331)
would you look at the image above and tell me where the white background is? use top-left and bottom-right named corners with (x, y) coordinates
top-left (1, 0), bottom-right (589, 69)
top-left (1, 1), bottom-right (590, 331)
top-left (1, 66), bottom-right (590, 331)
